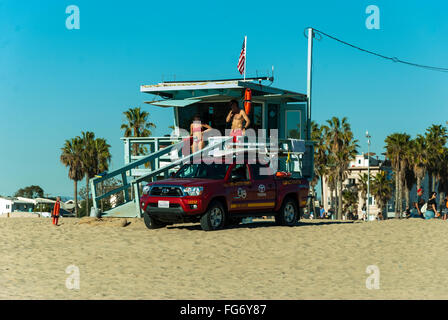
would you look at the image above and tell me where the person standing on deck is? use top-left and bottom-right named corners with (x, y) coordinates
top-left (226, 99), bottom-right (250, 140)
top-left (190, 114), bottom-right (211, 153)
top-left (52, 197), bottom-right (61, 225)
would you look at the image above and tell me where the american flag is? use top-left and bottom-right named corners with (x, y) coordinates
top-left (237, 37), bottom-right (246, 75)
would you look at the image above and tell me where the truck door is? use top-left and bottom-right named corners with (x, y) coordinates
top-left (247, 163), bottom-right (276, 211)
top-left (226, 164), bottom-right (252, 212)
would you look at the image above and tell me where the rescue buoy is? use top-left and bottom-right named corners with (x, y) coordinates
top-left (275, 171), bottom-right (292, 178)
top-left (244, 88), bottom-right (252, 115)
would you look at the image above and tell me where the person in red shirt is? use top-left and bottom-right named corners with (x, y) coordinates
top-left (52, 197), bottom-right (61, 225)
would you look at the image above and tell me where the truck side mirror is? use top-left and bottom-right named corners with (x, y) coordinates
top-left (231, 175), bottom-right (241, 182)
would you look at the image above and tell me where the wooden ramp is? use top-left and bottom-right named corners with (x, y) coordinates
top-left (101, 202), bottom-right (139, 218)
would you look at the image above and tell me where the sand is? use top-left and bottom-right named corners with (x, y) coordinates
top-left (1, 217), bottom-right (448, 300)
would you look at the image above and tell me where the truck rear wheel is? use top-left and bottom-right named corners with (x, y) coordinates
top-left (275, 197), bottom-right (299, 226)
top-left (200, 200), bottom-right (226, 231)
top-left (143, 211), bottom-right (167, 229)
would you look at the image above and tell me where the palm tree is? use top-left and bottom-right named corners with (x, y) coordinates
top-left (425, 125), bottom-right (448, 192)
top-left (311, 121), bottom-right (328, 205)
top-left (371, 170), bottom-right (393, 220)
top-left (60, 137), bottom-right (84, 217)
top-left (436, 147), bottom-right (448, 207)
top-left (121, 107), bottom-right (156, 156)
top-left (342, 187), bottom-right (359, 218)
top-left (94, 138), bottom-right (112, 212)
top-left (403, 169), bottom-right (416, 211)
top-left (399, 139), bottom-right (417, 212)
top-left (325, 173), bottom-right (337, 212)
top-left (410, 135), bottom-right (427, 190)
top-left (322, 117), bottom-right (358, 219)
top-left (80, 131), bottom-right (97, 216)
top-left (403, 160), bottom-right (416, 211)
top-left (357, 172), bottom-right (370, 211)
top-left (384, 133), bottom-right (411, 217)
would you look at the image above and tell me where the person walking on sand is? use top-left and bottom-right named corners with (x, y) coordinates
top-left (226, 99), bottom-right (250, 141)
top-left (424, 192), bottom-right (439, 220)
top-left (52, 197), bottom-right (61, 225)
top-left (190, 114), bottom-right (211, 153)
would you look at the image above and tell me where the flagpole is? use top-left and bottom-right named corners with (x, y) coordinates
top-left (244, 35), bottom-right (247, 81)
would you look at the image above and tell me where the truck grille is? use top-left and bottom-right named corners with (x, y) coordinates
top-left (148, 203), bottom-right (181, 208)
top-left (150, 186), bottom-right (184, 196)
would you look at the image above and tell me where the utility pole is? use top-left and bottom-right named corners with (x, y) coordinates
top-left (306, 27), bottom-right (313, 140)
top-left (366, 131), bottom-right (371, 221)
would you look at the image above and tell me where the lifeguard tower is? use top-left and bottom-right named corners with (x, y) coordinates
top-left (90, 77), bottom-right (314, 218)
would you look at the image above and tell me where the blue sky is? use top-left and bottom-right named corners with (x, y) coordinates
top-left (0, 0), bottom-right (447, 197)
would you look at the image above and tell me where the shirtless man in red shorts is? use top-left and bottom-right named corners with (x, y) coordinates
top-left (226, 99), bottom-right (250, 141)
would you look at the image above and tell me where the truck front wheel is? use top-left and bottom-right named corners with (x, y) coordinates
top-left (275, 197), bottom-right (299, 226)
top-left (143, 211), bottom-right (167, 229)
top-left (200, 201), bottom-right (226, 231)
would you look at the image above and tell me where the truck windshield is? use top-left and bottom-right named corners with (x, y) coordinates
top-left (175, 163), bottom-right (229, 180)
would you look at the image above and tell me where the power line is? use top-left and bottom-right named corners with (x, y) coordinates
top-left (305, 27), bottom-right (448, 73)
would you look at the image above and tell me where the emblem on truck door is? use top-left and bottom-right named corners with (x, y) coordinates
top-left (237, 188), bottom-right (247, 199)
top-left (257, 184), bottom-right (267, 197)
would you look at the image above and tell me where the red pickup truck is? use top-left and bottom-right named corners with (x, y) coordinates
top-left (140, 158), bottom-right (309, 231)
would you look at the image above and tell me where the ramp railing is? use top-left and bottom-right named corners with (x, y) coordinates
top-left (90, 138), bottom-right (189, 217)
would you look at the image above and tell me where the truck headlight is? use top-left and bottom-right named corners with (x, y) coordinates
top-left (183, 187), bottom-right (203, 196)
top-left (142, 185), bottom-right (151, 195)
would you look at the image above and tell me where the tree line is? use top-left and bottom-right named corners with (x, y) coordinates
top-left (61, 107), bottom-right (154, 217)
top-left (312, 117), bottom-right (448, 219)
top-left (384, 125), bottom-right (448, 216)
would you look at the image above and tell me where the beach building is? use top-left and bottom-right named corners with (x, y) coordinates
top-left (321, 154), bottom-right (434, 219)
top-left (0, 196), bottom-right (76, 216)
top-left (321, 154), bottom-right (389, 219)
top-left (0, 197), bottom-right (35, 214)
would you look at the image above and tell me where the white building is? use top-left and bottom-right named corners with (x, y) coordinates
top-left (321, 154), bottom-right (387, 219)
top-left (0, 197), bottom-right (35, 214)
top-left (321, 154), bottom-right (435, 219)
top-left (0, 196), bottom-right (76, 215)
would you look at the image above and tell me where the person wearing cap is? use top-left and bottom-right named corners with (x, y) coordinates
top-left (412, 188), bottom-right (425, 218)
